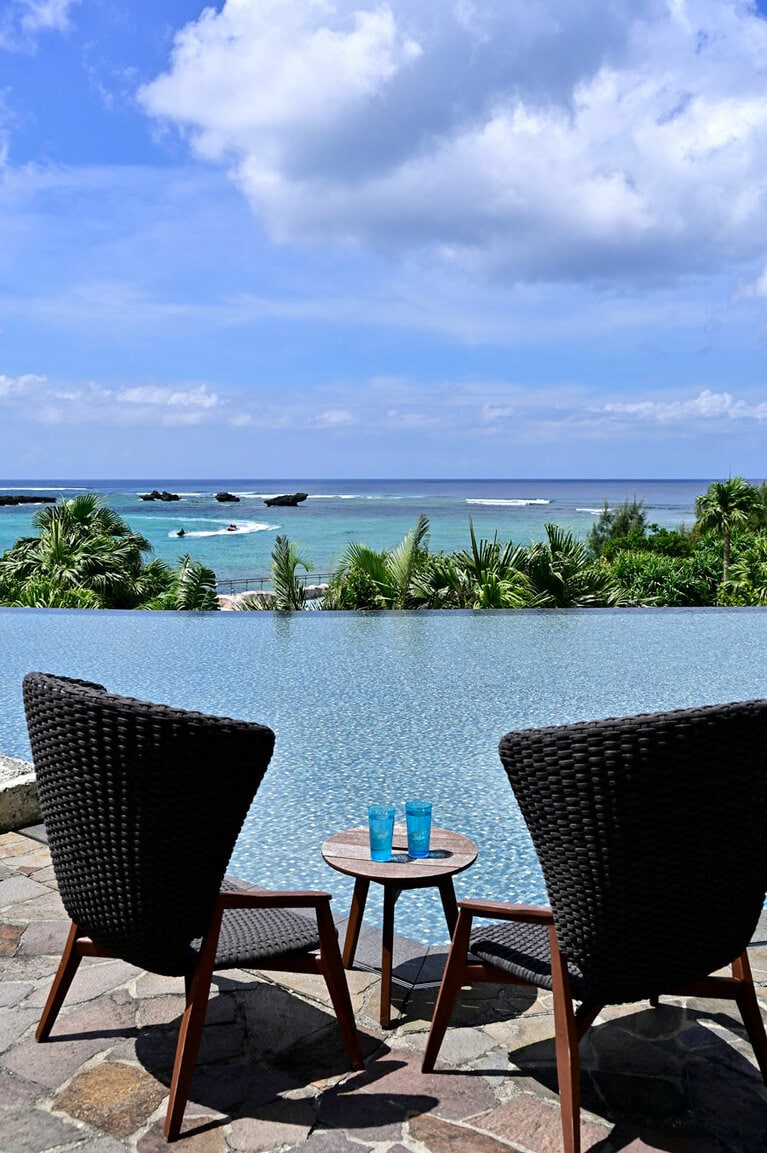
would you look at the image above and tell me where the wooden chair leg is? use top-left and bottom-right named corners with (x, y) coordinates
top-left (422, 907), bottom-right (473, 1073)
top-left (316, 902), bottom-right (364, 1070)
top-left (164, 911), bottom-right (222, 1142)
top-left (732, 950), bottom-right (767, 1085)
top-left (36, 921), bottom-right (83, 1042)
top-left (549, 925), bottom-right (581, 1153)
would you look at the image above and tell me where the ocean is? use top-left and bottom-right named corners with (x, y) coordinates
top-left (0, 478), bottom-right (713, 585)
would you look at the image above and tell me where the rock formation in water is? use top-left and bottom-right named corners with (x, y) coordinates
top-left (139, 490), bottom-right (180, 502)
top-left (263, 492), bottom-right (309, 507)
top-left (0, 495), bottom-right (56, 506)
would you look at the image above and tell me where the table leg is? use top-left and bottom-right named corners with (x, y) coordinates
top-left (380, 884), bottom-right (400, 1028)
top-left (342, 877), bottom-right (370, 969)
top-left (437, 877), bottom-right (459, 938)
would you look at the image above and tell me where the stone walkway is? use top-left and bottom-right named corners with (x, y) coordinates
top-left (1, 829), bottom-right (766, 1153)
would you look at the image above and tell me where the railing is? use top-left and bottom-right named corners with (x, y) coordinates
top-left (215, 573), bottom-right (332, 596)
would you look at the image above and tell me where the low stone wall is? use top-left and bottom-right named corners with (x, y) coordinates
top-left (0, 753), bottom-right (39, 832)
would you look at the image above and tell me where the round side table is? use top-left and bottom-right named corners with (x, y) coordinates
top-left (321, 824), bottom-right (478, 1027)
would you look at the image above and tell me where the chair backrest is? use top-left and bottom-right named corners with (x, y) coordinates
top-left (499, 699), bottom-right (767, 1004)
top-left (23, 672), bottom-right (276, 976)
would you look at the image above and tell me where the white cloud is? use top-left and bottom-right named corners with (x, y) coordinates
top-left (139, 0), bottom-right (767, 286)
top-left (4, 366), bottom-right (767, 449)
top-left (0, 374), bottom-right (223, 428)
top-left (0, 372), bottom-right (45, 397)
top-left (117, 384), bottom-right (221, 410)
top-left (311, 408), bottom-right (355, 427)
top-left (0, 0), bottom-right (78, 49)
top-left (602, 388), bottom-right (767, 423)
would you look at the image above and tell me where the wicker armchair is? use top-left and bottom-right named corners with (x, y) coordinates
top-left (423, 700), bottom-right (767, 1153)
top-left (22, 672), bottom-right (362, 1141)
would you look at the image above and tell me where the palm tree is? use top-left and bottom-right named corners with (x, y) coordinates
top-left (413, 521), bottom-right (533, 608)
top-left (694, 478), bottom-right (761, 584)
top-left (270, 535), bottom-right (313, 610)
top-left (143, 556), bottom-right (219, 611)
top-left (0, 497), bottom-right (157, 609)
top-left (525, 523), bottom-right (614, 607)
top-left (324, 514), bottom-right (430, 609)
top-left (0, 493), bottom-right (218, 610)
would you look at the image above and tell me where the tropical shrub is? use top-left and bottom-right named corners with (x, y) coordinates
top-left (719, 534), bottom-right (767, 605)
top-left (142, 555), bottom-right (219, 611)
top-left (606, 550), bottom-right (720, 606)
top-left (411, 522), bottom-right (534, 609)
top-left (0, 494), bottom-right (219, 610)
top-left (587, 497), bottom-right (648, 557)
top-left (323, 514), bottom-right (430, 609)
top-left (524, 524), bottom-right (617, 607)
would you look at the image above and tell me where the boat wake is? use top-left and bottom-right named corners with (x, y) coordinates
top-left (168, 520), bottom-right (277, 539)
top-left (465, 498), bottom-right (550, 507)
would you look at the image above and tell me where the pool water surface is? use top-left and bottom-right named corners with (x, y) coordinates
top-left (2, 607), bottom-right (766, 942)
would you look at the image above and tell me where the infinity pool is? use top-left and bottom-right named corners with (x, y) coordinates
top-left (3, 607), bottom-right (766, 942)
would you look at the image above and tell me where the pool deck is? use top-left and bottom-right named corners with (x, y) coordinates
top-left (1, 829), bottom-right (766, 1153)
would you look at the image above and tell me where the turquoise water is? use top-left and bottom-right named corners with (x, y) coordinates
top-left (0, 478), bottom-right (713, 583)
top-left (3, 606), bottom-right (767, 942)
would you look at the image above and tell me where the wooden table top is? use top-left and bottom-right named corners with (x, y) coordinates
top-left (321, 824), bottom-right (478, 883)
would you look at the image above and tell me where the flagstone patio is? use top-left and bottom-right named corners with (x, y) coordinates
top-left (1, 829), bottom-right (766, 1153)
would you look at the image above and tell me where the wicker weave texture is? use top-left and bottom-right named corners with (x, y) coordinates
top-left (23, 672), bottom-right (276, 976)
top-left (499, 699), bottom-right (767, 1004)
top-left (202, 877), bottom-right (321, 966)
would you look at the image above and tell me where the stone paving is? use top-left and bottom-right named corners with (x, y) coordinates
top-left (1, 829), bottom-right (767, 1153)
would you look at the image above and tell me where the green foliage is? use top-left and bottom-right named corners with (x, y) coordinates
top-left (0, 494), bottom-right (219, 610)
top-left (694, 477), bottom-right (762, 583)
top-left (587, 497), bottom-right (648, 557)
top-left (605, 550), bottom-right (719, 607)
top-left (323, 514), bottom-right (430, 609)
top-left (412, 520), bottom-right (533, 609)
top-left (524, 523), bottom-right (616, 607)
top-left (599, 525), bottom-right (695, 561)
top-left (720, 534), bottom-right (767, 605)
top-left (747, 482), bottom-right (767, 532)
top-left (0, 573), bottom-right (100, 608)
top-left (270, 534), bottom-right (313, 610)
top-left (142, 555), bottom-right (219, 611)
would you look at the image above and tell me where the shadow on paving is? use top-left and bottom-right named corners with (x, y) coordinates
top-left (430, 1000), bottom-right (767, 1152)
top-left (130, 974), bottom-right (393, 1135)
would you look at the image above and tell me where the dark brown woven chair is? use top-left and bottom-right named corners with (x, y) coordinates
top-left (22, 672), bottom-right (363, 1142)
top-left (422, 700), bottom-right (767, 1153)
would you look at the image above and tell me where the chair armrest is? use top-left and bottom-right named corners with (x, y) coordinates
top-left (217, 890), bottom-right (333, 910)
top-left (458, 899), bottom-right (553, 925)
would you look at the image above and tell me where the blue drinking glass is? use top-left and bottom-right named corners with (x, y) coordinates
top-left (368, 804), bottom-right (395, 862)
top-left (405, 800), bottom-right (432, 858)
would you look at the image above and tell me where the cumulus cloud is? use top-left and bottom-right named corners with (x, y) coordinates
top-left (117, 384), bottom-right (221, 411)
top-left (0, 372), bottom-right (45, 397)
top-left (0, 374), bottom-right (223, 427)
top-left (0, 0), bottom-right (78, 49)
top-left (139, 0), bottom-right (767, 286)
top-left (602, 388), bottom-right (767, 423)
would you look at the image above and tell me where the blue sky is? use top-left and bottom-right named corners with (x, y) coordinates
top-left (2, 0), bottom-right (767, 479)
